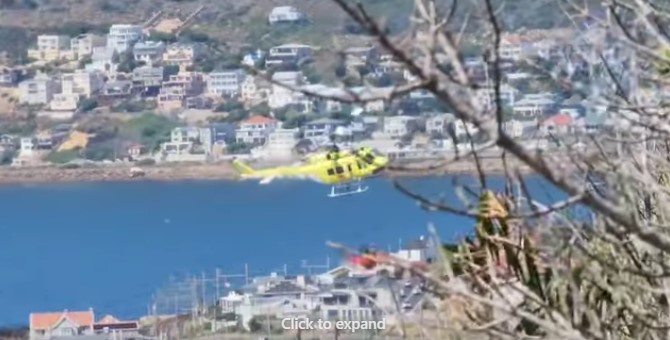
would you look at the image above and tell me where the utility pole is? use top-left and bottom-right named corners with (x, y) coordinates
top-left (301, 257), bottom-right (331, 275)
top-left (209, 265), bottom-right (250, 301)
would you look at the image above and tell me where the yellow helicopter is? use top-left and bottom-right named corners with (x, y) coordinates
top-left (232, 146), bottom-right (390, 197)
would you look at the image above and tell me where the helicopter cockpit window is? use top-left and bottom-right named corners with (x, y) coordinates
top-left (364, 154), bottom-right (375, 164)
top-left (335, 166), bottom-right (344, 174)
top-left (327, 168), bottom-right (335, 176)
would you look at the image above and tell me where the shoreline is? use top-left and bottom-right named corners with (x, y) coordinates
top-left (0, 158), bottom-right (534, 186)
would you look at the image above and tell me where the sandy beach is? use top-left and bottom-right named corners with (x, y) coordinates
top-left (0, 157), bottom-right (535, 185)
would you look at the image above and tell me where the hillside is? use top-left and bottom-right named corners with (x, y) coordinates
top-left (0, 0), bottom-right (586, 61)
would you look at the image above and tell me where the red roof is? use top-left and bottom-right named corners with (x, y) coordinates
top-left (544, 113), bottom-right (573, 126)
top-left (240, 115), bottom-right (277, 125)
top-left (30, 310), bottom-right (94, 330)
top-left (97, 315), bottom-right (121, 325)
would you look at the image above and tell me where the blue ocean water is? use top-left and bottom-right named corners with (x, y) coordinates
top-left (0, 176), bottom-right (563, 326)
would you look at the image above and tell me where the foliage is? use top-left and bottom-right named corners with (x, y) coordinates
top-left (83, 143), bottom-right (115, 161)
top-left (148, 31), bottom-right (177, 44)
top-left (116, 49), bottom-right (138, 73)
top-left (302, 65), bottom-right (322, 84)
top-left (249, 102), bottom-right (271, 115)
top-left (329, 111), bottom-right (354, 124)
top-left (77, 98), bottom-right (98, 113)
top-left (0, 27), bottom-right (32, 63)
top-left (214, 99), bottom-right (244, 113)
top-left (119, 113), bottom-right (179, 152)
top-left (179, 30), bottom-right (211, 44)
top-left (0, 148), bottom-right (17, 165)
top-left (76, 116), bottom-right (119, 140)
top-left (46, 149), bottom-right (80, 164)
top-left (0, 119), bottom-right (37, 136)
top-left (111, 100), bottom-right (154, 113)
top-left (49, 22), bottom-right (109, 37)
top-left (135, 158), bottom-right (156, 166)
top-left (247, 316), bottom-right (262, 333)
top-left (226, 141), bottom-right (252, 154)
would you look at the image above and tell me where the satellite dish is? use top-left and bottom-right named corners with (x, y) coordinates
top-left (351, 106), bottom-right (364, 116)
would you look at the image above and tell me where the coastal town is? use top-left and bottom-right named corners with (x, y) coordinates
top-left (21, 235), bottom-right (437, 339)
top-left (0, 5), bottom-right (637, 178)
top-left (0, 1), bottom-right (660, 339)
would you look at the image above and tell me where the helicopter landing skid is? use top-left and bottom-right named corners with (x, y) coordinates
top-left (328, 180), bottom-right (369, 198)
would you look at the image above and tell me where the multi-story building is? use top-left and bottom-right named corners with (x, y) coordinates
top-left (0, 68), bottom-right (19, 87)
top-left (107, 24), bottom-right (143, 53)
top-left (133, 41), bottom-right (166, 66)
top-left (157, 72), bottom-right (205, 112)
top-left (268, 6), bottom-right (306, 24)
top-left (28, 35), bottom-right (71, 61)
top-left (207, 70), bottom-right (246, 97)
top-left (425, 113), bottom-right (455, 136)
top-left (383, 115), bottom-right (418, 138)
top-left (61, 70), bottom-right (105, 98)
top-left (162, 43), bottom-right (202, 71)
top-left (85, 46), bottom-right (119, 74)
top-left (452, 119), bottom-right (480, 138)
top-left (265, 44), bottom-right (313, 68)
top-left (343, 46), bottom-right (378, 69)
top-left (499, 33), bottom-right (524, 61)
top-left (235, 115), bottom-right (278, 145)
top-left (70, 34), bottom-right (107, 60)
top-left (268, 71), bottom-right (306, 108)
top-left (132, 66), bottom-right (167, 91)
top-left (251, 128), bottom-right (299, 160)
top-left (240, 74), bottom-right (271, 105)
top-left (49, 93), bottom-right (80, 111)
top-left (18, 74), bottom-right (59, 105)
top-left (303, 118), bottom-right (346, 145)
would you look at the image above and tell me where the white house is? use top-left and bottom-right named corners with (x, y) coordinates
top-left (265, 44), bottom-right (313, 68)
top-left (240, 74), bottom-right (271, 105)
top-left (499, 34), bottom-right (524, 61)
top-left (252, 128), bottom-right (299, 160)
top-left (425, 113), bottom-right (455, 136)
top-left (503, 120), bottom-right (525, 138)
top-left (70, 34), bottom-right (106, 60)
top-left (236, 115), bottom-right (279, 145)
top-left (393, 236), bottom-right (437, 263)
top-left (19, 74), bottom-right (59, 105)
top-left (61, 70), bottom-right (105, 98)
top-left (85, 46), bottom-right (119, 74)
top-left (207, 69), bottom-right (246, 97)
top-left (28, 35), bottom-right (71, 61)
top-left (383, 115), bottom-right (418, 138)
top-left (29, 310), bottom-right (95, 340)
top-left (452, 120), bottom-right (480, 138)
top-left (268, 71), bottom-right (306, 108)
top-left (49, 94), bottom-right (79, 111)
top-left (268, 6), bottom-right (306, 24)
top-left (133, 41), bottom-right (166, 66)
top-left (475, 83), bottom-right (519, 109)
top-left (512, 93), bottom-right (557, 117)
top-left (303, 118), bottom-right (346, 145)
top-left (107, 24), bottom-right (144, 53)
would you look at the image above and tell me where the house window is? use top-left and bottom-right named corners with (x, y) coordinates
top-left (327, 168), bottom-right (335, 176)
top-left (335, 166), bottom-right (344, 174)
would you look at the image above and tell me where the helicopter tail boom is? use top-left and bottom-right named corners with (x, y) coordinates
top-left (232, 159), bottom-right (255, 175)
